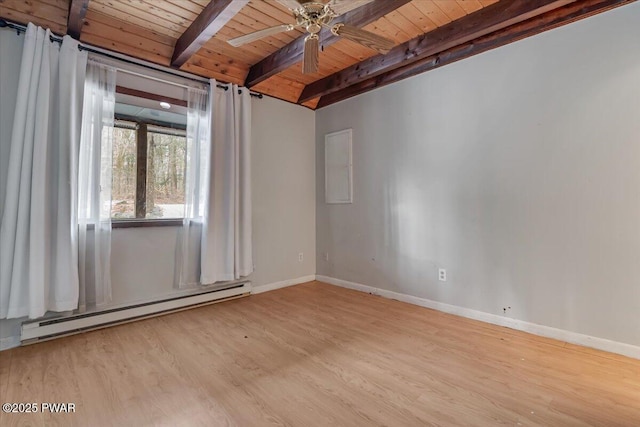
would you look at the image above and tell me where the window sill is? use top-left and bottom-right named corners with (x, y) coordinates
top-left (112, 219), bottom-right (183, 229)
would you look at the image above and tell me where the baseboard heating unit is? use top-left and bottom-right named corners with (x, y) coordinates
top-left (21, 281), bottom-right (251, 344)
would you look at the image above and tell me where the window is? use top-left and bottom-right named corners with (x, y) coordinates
top-left (145, 126), bottom-right (186, 219)
top-left (111, 96), bottom-right (187, 221)
top-left (112, 122), bottom-right (137, 218)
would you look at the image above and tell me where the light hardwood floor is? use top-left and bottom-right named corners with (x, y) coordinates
top-left (1, 281), bottom-right (639, 426)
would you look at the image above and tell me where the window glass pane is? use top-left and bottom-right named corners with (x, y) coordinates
top-left (146, 131), bottom-right (186, 219)
top-left (111, 126), bottom-right (137, 218)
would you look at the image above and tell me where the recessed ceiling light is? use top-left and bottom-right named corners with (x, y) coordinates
top-left (159, 101), bottom-right (171, 109)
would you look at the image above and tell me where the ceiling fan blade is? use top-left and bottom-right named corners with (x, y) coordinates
top-left (302, 35), bottom-right (319, 74)
top-left (276, 0), bottom-right (304, 11)
top-left (332, 24), bottom-right (395, 54)
top-left (326, 0), bottom-right (375, 16)
top-left (227, 24), bottom-right (294, 47)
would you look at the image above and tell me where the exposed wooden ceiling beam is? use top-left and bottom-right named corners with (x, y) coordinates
top-left (244, 0), bottom-right (412, 88)
top-left (315, 0), bottom-right (635, 109)
top-left (171, 0), bottom-right (249, 68)
top-left (67, 0), bottom-right (90, 39)
top-left (116, 86), bottom-right (188, 108)
top-left (298, 0), bottom-right (581, 104)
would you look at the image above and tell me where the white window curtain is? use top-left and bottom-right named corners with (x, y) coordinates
top-left (204, 81), bottom-right (253, 283)
top-left (0, 24), bottom-right (87, 319)
top-left (177, 80), bottom-right (253, 287)
top-left (77, 60), bottom-right (116, 310)
top-left (177, 87), bottom-right (209, 287)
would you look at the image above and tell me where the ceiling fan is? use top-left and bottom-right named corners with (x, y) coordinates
top-left (227, 0), bottom-right (395, 74)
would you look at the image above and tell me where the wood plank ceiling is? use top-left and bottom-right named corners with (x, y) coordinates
top-left (0, 0), bottom-right (635, 109)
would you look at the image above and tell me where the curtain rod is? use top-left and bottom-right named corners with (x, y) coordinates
top-left (0, 18), bottom-right (263, 99)
top-left (114, 67), bottom-right (254, 96)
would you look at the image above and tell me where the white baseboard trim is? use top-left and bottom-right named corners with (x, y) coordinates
top-left (0, 335), bottom-right (21, 351)
top-left (316, 275), bottom-right (640, 360)
top-left (252, 275), bottom-right (316, 294)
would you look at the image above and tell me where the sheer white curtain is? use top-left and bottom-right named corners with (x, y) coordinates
top-left (77, 60), bottom-right (116, 310)
top-left (0, 24), bottom-right (87, 319)
top-left (177, 80), bottom-right (252, 287)
top-left (177, 87), bottom-right (210, 287)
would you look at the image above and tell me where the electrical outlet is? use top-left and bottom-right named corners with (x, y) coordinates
top-left (438, 268), bottom-right (447, 282)
top-left (298, 252), bottom-right (304, 262)
top-left (324, 252), bottom-right (329, 261)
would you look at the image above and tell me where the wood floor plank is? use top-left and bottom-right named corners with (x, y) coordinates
top-left (1, 281), bottom-right (638, 426)
top-left (0, 349), bottom-right (14, 427)
top-left (3, 345), bottom-right (45, 426)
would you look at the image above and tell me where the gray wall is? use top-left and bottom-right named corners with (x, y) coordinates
top-left (250, 96), bottom-right (316, 287)
top-left (315, 5), bottom-right (640, 346)
top-left (0, 95), bottom-right (316, 343)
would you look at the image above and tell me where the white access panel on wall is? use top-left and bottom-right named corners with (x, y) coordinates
top-left (325, 129), bottom-right (353, 204)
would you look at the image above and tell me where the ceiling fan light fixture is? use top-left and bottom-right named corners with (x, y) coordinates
top-left (307, 22), bottom-right (322, 34)
top-left (330, 23), bottom-right (344, 37)
top-left (226, 0), bottom-right (393, 71)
